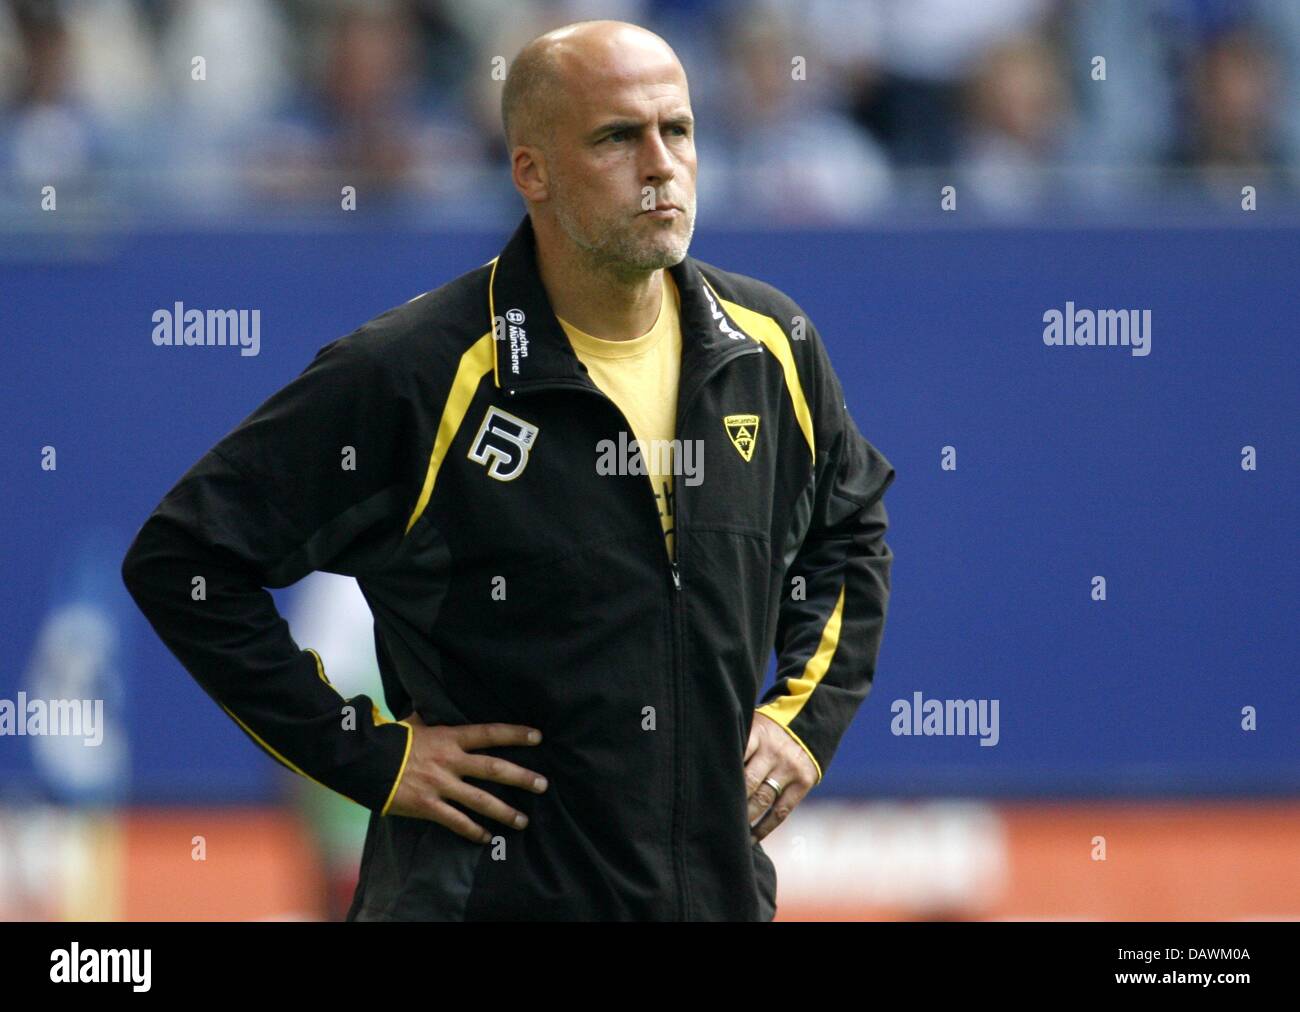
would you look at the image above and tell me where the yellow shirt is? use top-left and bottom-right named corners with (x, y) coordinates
top-left (558, 273), bottom-right (682, 561)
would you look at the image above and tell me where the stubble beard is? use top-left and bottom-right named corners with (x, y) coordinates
top-left (553, 187), bottom-right (696, 281)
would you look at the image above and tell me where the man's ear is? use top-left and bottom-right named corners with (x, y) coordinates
top-left (512, 146), bottom-right (550, 203)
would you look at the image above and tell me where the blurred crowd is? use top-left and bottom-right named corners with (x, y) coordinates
top-left (2, 0), bottom-right (1299, 225)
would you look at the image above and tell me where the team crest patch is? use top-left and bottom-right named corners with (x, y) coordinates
top-left (468, 406), bottom-right (539, 481)
top-left (724, 413), bottom-right (760, 461)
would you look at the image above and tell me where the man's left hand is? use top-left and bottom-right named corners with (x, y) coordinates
top-left (744, 711), bottom-right (818, 843)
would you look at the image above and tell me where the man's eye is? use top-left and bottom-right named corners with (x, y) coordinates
top-left (607, 130), bottom-right (630, 143)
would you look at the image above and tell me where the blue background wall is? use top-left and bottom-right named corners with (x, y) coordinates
top-left (2, 224), bottom-right (1296, 802)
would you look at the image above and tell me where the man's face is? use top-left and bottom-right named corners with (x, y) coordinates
top-left (545, 47), bottom-right (697, 275)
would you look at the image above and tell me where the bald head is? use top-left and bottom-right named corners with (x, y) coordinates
top-left (501, 20), bottom-right (685, 152)
top-left (502, 19), bottom-right (698, 282)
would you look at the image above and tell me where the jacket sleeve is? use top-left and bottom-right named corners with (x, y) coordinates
top-left (121, 335), bottom-right (416, 813)
top-left (756, 314), bottom-right (895, 785)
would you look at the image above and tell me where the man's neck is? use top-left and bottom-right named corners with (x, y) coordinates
top-left (537, 233), bottom-right (666, 342)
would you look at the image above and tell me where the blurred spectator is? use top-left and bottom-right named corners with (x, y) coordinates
top-left (250, 3), bottom-right (488, 215)
top-left (151, 0), bottom-right (292, 210)
top-left (704, 7), bottom-right (892, 223)
top-left (833, 0), bottom-right (1051, 167)
top-left (958, 35), bottom-right (1070, 215)
top-left (1172, 28), bottom-right (1287, 181)
top-left (1063, 0), bottom-right (1176, 204)
top-left (2, 1), bottom-right (105, 189)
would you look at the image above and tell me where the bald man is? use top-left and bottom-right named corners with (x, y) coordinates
top-left (123, 20), bottom-right (895, 921)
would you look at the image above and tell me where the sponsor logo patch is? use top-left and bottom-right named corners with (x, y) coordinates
top-left (468, 406), bottom-right (539, 480)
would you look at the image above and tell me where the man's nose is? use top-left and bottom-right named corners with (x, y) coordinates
top-left (641, 129), bottom-right (677, 185)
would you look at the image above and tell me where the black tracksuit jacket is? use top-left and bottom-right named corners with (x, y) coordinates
top-left (121, 214), bottom-right (896, 921)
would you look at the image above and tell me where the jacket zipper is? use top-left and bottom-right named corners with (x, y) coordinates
top-left (665, 341), bottom-right (761, 920)
top-left (506, 339), bottom-right (763, 920)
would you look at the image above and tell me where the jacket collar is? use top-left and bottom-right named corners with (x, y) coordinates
top-left (487, 213), bottom-right (757, 391)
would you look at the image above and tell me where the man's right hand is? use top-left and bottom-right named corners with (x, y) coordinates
top-left (385, 713), bottom-right (548, 844)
